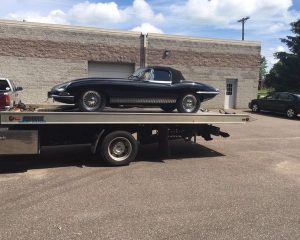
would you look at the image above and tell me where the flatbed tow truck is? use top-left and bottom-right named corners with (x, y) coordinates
top-left (0, 106), bottom-right (252, 166)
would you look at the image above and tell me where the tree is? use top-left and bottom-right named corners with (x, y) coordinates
top-left (265, 20), bottom-right (300, 92)
top-left (259, 56), bottom-right (267, 88)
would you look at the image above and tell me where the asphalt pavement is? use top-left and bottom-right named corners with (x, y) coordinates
top-left (0, 111), bottom-right (299, 240)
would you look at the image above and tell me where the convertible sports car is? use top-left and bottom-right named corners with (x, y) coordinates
top-left (48, 66), bottom-right (219, 113)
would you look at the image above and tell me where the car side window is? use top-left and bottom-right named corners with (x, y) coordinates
top-left (279, 93), bottom-right (293, 101)
top-left (153, 70), bottom-right (171, 82)
top-left (0, 80), bottom-right (10, 91)
top-left (265, 94), bottom-right (275, 100)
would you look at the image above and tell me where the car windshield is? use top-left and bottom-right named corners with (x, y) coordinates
top-left (128, 68), bottom-right (148, 80)
top-left (294, 94), bottom-right (300, 99)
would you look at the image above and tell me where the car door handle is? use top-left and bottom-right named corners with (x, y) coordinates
top-left (0, 136), bottom-right (7, 140)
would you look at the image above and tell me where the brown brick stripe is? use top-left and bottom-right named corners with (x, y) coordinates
top-left (147, 49), bottom-right (260, 68)
top-left (0, 38), bottom-right (140, 63)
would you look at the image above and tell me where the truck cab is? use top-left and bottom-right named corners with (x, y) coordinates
top-left (0, 78), bottom-right (23, 110)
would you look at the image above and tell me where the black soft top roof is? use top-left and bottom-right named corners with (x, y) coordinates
top-left (149, 66), bottom-right (185, 83)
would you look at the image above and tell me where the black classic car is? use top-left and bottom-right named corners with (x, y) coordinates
top-left (249, 92), bottom-right (300, 118)
top-left (48, 66), bottom-right (219, 113)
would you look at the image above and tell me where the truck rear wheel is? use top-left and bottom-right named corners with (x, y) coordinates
top-left (100, 131), bottom-right (138, 166)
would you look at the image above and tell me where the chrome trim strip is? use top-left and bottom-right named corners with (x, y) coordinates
top-left (51, 95), bottom-right (75, 99)
top-left (196, 91), bottom-right (219, 94)
top-left (148, 80), bottom-right (172, 84)
top-left (110, 97), bottom-right (176, 104)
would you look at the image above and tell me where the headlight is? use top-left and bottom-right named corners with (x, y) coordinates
top-left (57, 87), bottom-right (66, 92)
top-left (55, 82), bottom-right (70, 92)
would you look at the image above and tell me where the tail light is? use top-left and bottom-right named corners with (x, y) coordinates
top-left (0, 94), bottom-right (10, 108)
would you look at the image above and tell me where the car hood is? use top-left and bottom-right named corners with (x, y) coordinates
top-left (51, 77), bottom-right (129, 90)
top-left (180, 80), bottom-right (219, 91)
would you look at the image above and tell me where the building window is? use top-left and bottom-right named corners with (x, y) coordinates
top-left (226, 83), bottom-right (233, 95)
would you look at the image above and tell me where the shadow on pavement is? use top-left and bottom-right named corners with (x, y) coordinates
top-left (136, 140), bottom-right (224, 163)
top-left (0, 140), bottom-right (224, 174)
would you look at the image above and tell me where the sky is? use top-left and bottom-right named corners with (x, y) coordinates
top-left (0, 0), bottom-right (300, 70)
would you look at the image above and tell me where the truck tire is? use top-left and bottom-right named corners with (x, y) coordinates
top-left (100, 131), bottom-right (138, 166)
top-left (177, 93), bottom-right (200, 113)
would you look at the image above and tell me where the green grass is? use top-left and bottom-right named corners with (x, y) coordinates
top-left (257, 88), bottom-right (272, 99)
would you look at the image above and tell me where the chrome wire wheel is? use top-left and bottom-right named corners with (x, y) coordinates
top-left (286, 108), bottom-right (296, 118)
top-left (108, 137), bottom-right (133, 162)
top-left (82, 91), bottom-right (101, 111)
top-left (182, 94), bottom-right (197, 112)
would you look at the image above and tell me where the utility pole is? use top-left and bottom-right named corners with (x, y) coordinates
top-left (238, 17), bottom-right (250, 40)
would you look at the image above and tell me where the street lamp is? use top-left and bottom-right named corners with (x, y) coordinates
top-left (238, 17), bottom-right (250, 40)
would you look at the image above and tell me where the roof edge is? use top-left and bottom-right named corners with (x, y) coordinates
top-left (0, 19), bottom-right (261, 46)
top-left (0, 19), bottom-right (141, 36)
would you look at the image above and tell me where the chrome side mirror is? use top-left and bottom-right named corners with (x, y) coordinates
top-left (5, 87), bottom-right (10, 91)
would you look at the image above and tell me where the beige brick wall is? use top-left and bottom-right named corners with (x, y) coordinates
top-left (0, 56), bottom-right (87, 103)
top-left (0, 20), bottom-right (261, 108)
top-left (146, 34), bottom-right (261, 108)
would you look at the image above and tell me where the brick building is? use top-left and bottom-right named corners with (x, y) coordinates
top-left (0, 20), bottom-right (261, 109)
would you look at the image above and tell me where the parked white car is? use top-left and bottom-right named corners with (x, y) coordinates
top-left (0, 78), bottom-right (23, 110)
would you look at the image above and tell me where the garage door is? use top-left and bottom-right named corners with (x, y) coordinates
top-left (88, 62), bottom-right (135, 78)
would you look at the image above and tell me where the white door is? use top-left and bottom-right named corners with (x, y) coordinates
top-left (88, 62), bottom-right (135, 78)
top-left (224, 79), bottom-right (237, 109)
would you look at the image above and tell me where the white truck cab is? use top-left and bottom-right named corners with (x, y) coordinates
top-left (0, 78), bottom-right (23, 110)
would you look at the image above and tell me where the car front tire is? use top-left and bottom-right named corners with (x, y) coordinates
top-left (79, 90), bottom-right (106, 112)
top-left (177, 93), bottom-right (200, 113)
top-left (251, 103), bottom-right (260, 112)
top-left (286, 108), bottom-right (296, 119)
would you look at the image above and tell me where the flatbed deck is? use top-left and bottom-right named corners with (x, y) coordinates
top-left (0, 110), bottom-right (251, 125)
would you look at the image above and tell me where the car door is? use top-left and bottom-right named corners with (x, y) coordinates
top-left (8, 80), bottom-right (19, 105)
top-left (138, 68), bottom-right (174, 99)
top-left (277, 93), bottom-right (293, 113)
top-left (259, 93), bottom-right (277, 110)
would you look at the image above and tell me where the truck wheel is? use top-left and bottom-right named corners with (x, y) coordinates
top-left (160, 105), bottom-right (176, 112)
top-left (100, 131), bottom-right (138, 166)
top-left (286, 108), bottom-right (296, 119)
top-left (251, 103), bottom-right (260, 112)
top-left (177, 93), bottom-right (200, 113)
top-left (79, 90), bottom-right (106, 112)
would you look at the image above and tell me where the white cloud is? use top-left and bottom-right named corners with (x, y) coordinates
top-left (68, 2), bottom-right (127, 24)
top-left (8, 10), bottom-right (68, 24)
top-left (171, 0), bottom-right (297, 33)
top-left (131, 23), bottom-right (163, 34)
top-left (129, 0), bottom-right (164, 23)
top-left (7, 0), bottom-right (164, 27)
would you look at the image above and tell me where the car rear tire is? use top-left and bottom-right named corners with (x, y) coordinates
top-left (286, 108), bottom-right (296, 119)
top-left (100, 131), bottom-right (138, 166)
top-left (177, 93), bottom-right (200, 113)
top-left (160, 105), bottom-right (176, 112)
top-left (251, 103), bottom-right (260, 112)
top-left (79, 90), bottom-right (106, 112)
